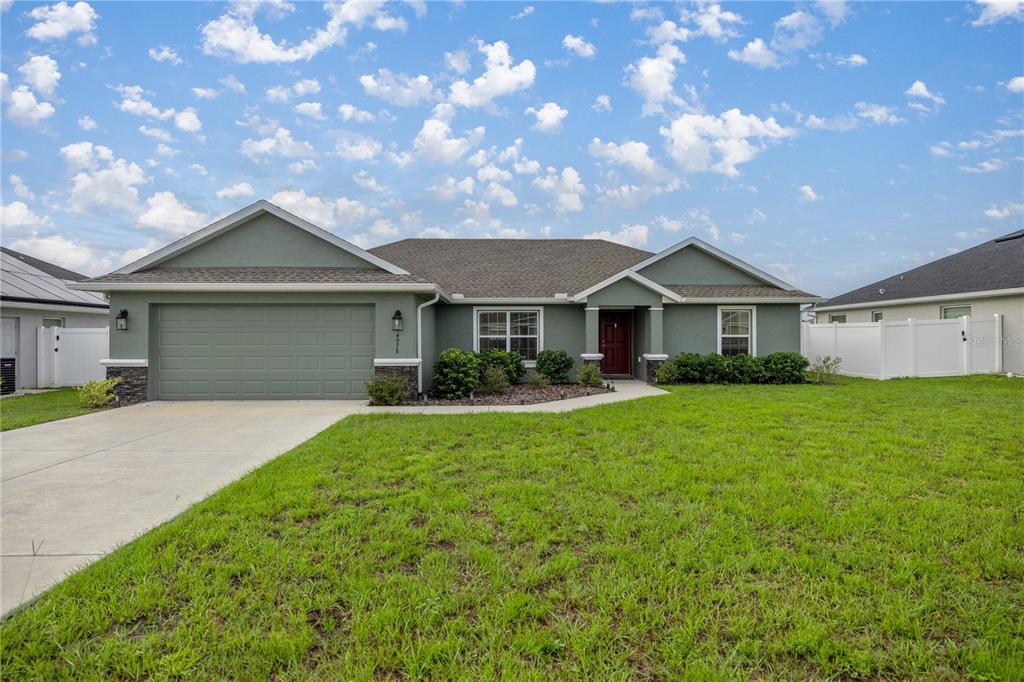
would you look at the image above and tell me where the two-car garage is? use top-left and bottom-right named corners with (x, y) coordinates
top-left (153, 304), bottom-right (374, 400)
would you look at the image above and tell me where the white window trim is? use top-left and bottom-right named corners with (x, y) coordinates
top-left (871, 311), bottom-right (884, 322)
top-left (41, 317), bottom-right (65, 328)
top-left (828, 313), bottom-right (847, 324)
top-left (940, 304), bottom-right (973, 319)
top-left (717, 305), bottom-right (757, 356)
top-left (472, 306), bottom-right (544, 367)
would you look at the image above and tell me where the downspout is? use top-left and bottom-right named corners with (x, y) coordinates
top-left (416, 291), bottom-right (441, 394)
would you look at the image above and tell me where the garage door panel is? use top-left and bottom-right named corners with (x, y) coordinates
top-left (155, 304), bottom-right (374, 399)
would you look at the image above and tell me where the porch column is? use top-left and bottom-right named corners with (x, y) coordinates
top-left (644, 306), bottom-right (669, 384)
top-left (582, 306), bottom-right (603, 366)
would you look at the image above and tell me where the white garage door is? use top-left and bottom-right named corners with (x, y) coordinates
top-left (154, 305), bottom-right (374, 399)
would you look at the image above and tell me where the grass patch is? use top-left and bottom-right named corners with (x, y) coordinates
top-left (0, 388), bottom-right (94, 432)
top-left (2, 376), bottom-right (1022, 679)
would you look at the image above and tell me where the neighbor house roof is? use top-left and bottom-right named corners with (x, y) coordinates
top-left (816, 229), bottom-right (1024, 310)
top-left (1, 247), bottom-right (109, 310)
top-left (369, 238), bottom-right (654, 298)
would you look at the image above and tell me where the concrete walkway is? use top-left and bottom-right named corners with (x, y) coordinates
top-left (0, 381), bottom-right (665, 616)
top-left (1, 400), bottom-right (363, 616)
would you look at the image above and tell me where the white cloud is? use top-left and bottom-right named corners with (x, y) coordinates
top-left (428, 174), bottom-right (474, 200)
top-left (626, 43), bottom-right (689, 115)
top-left (746, 208), bottom-right (767, 224)
top-left (2, 201), bottom-right (54, 229)
top-left (954, 228), bottom-right (989, 241)
top-left (958, 158), bottom-right (1005, 173)
top-left (192, 87), bottom-right (219, 99)
top-left (59, 141), bottom-right (149, 213)
top-left (293, 78), bottom-right (320, 96)
top-left (1004, 76), bottom-right (1024, 93)
top-left (772, 11), bottom-right (824, 52)
top-left (728, 232), bottom-right (748, 245)
top-left (114, 84), bottom-right (174, 120)
top-left (138, 125), bottom-right (172, 141)
top-left (728, 37), bottom-right (779, 68)
top-left (241, 127), bottom-right (315, 161)
top-left (220, 74), bottom-right (246, 93)
top-left (138, 191), bottom-right (207, 235)
top-left (9, 233), bottom-right (114, 274)
top-left (294, 101), bottom-right (327, 120)
top-left (562, 34), bottom-right (596, 58)
top-left (904, 80), bottom-right (945, 112)
top-left (853, 101), bottom-right (904, 126)
top-left (0, 73), bottom-right (55, 126)
top-left (448, 40), bottom-right (536, 108)
top-left (682, 3), bottom-right (744, 41)
top-left (583, 224), bottom-right (648, 247)
top-left (352, 169), bottom-right (384, 192)
top-left (815, 1), bottom-right (849, 28)
top-left (984, 201), bottom-right (1024, 219)
top-left (148, 45), bottom-right (181, 65)
top-left (174, 107), bottom-right (202, 132)
top-left (334, 131), bottom-right (381, 160)
top-left (9, 174), bottom-right (33, 199)
top-left (266, 85), bottom-right (290, 102)
top-left (525, 102), bottom-right (567, 133)
top-left (930, 142), bottom-right (952, 157)
top-left (511, 5), bottom-right (534, 20)
top-left (26, 1), bottom-right (97, 43)
top-left (200, 1), bottom-right (406, 63)
top-left (155, 143), bottom-right (177, 157)
top-left (338, 103), bottom-right (375, 122)
top-left (477, 164), bottom-right (512, 183)
top-left (483, 181), bottom-right (517, 206)
top-left (660, 108), bottom-right (795, 177)
top-left (444, 50), bottom-right (470, 74)
top-left (360, 68), bottom-right (436, 106)
top-left (288, 159), bottom-right (319, 174)
top-left (77, 115), bottom-right (97, 130)
top-left (588, 137), bottom-right (664, 177)
top-left (971, 0), bottom-right (1024, 26)
top-left (189, 163), bottom-right (208, 175)
top-left (592, 94), bottom-right (611, 112)
top-left (18, 55), bottom-right (61, 98)
top-left (834, 53), bottom-right (867, 67)
top-left (419, 226), bottom-right (455, 238)
top-left (533, 166), bottom-right (585, 213)
top-left (216, 182), bottom-right (254, 199)
top-left (799, 184), bottom-right (820, 202)
top-left (411, 116), bottom-right (485, 164)
top-left (271, 189), bottom-right (339, 227)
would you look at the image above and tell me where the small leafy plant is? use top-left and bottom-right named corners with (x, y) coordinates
top-left (811, 355), bottom-right (843, 384)
top-left (535, 349), bottom-right (574, 383)
top-left (433, 348), bottom-right (481, 399)
top-left (478, 365), bottom-right (511, 394)
top-left (477, 349), bottom-right (526, 384)
top-left (576, 363), bottom-right (604, 388)
top-left (527, 371), bottom-right (551, 388)
top-left (366, 377), bottom-right (409, 406)
top-left (76, 377), bottom-right (121, 408)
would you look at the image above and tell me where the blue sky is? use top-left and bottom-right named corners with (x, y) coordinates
top-left (1, 0), bottom-right (1022, 295)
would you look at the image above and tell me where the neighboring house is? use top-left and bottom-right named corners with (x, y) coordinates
top-left (1, 247), bottom-right (110, 391)
top-left (73, 200), bottom-right (820, 403)
top-left (812, 229), bottom-right (1024, 374)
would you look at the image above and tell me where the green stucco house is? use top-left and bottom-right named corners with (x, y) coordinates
top-left (73, 200), bottom-right (820, 403)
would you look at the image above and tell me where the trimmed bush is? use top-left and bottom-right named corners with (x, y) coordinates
top-left (477, 349), bottom-right (526, 384)
top-left (762, 352), bottom-right (809, 384)
top-left (433, 348), bottom-right (481, 399)
top-left (723, 353), bottom-right (768, 384)
top-left (478, 365), bottom-right (511, 394)
top-left (527, 371), bottom-right (551, 388)
top-left (576, 363), bottom-right (604, 388)
top-left (366, 377), bottom-right (408, 406)
top-left (698, 353), bottom-right (730, 384)
top-left (535, 349), bottom-right (574, 383)
top-left (76, 377), bottom-right (121, 408)
top-left (657, 352), bottom-right (702, 384)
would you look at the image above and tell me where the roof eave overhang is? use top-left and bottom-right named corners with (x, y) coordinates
top-left (69, 282), bottom-right (451, 299)
top-left (813, 287), bottom-right (1024, 312)
top-left (572, 270), bottom-right (684, 303)
top-left (676, 297), bottom-right (824, 304)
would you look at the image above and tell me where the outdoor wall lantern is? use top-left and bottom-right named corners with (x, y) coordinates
top-left (115, 309), bottom-right (129, 331)
top-left (391, 310), bottom-right (403, 332)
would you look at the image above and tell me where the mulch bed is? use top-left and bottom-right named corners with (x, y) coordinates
top-left (408, 383), bottom-right (613, 406)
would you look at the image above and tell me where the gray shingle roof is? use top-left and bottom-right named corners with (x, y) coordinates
top-left (819, 229), bottom-right (1024, 308)
top-left (1, 246), bottom-right (88, 281)
top-left (1, 249), bottom-right (109, 309)
top-left (81, 267), bottom-right (430, 285)
top-left (369, 239), bottom-right (654, 298)
top-left (666, 284), bottom-right (820, 299)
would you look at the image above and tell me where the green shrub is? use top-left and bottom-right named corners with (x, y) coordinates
top-left (535, 349), bottom-right (574, 383)
top-left (723, 353), bottom-right (768, 384)
top-left (76, 378), bottom-right (121, 408)
top-left (527, 371), bottom-right (551, 388)
top-left (478, 365), bottom-right (511, 394)
top-left (576, 362), bottom-right (603, 388)
top-left (366, 377), bottom-right (408, 405)
top-left (658, 352), bottom-right (702, 384)
top-left (477, 348), bottom-right (526, 384)
top-left (433, 348), bottom-right (481, 399)
top-left (698, 353), bottom-right (730, 384)
top-left (763, 352), bottom-right (809, 384)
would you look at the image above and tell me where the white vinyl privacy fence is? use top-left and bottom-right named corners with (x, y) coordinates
top-left (801, 316), bottom-right (1003, 379)
top-left (37, 326), bottom-right (108, 388)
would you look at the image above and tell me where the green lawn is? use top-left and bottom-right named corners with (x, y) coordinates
top-left (2, 376), bottom-right (1022, 679)
top-left (0, 388), bottom-right (94, 432)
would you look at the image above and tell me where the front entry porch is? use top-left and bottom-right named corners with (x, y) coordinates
top-left (583, 305), bottom-right (668, 383)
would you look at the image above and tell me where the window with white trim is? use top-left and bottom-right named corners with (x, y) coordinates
top-left (718, 308), bottom-right (754, 356)
top-left (42, 318), bottom-right (64, 328)
top-left (828, 314), bottom-right (847, 324)
top-left (940, 305), bottom-right (972, 319)
top-left (871, 311), bottom-right (884, 322)
top-left (476, 309), bottom-right (540, 361)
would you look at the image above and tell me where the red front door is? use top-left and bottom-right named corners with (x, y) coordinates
top-left (599, 311), bottom-right (632, 375)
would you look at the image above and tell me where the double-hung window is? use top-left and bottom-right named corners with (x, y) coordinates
top-left (475, 308), bottom-right (541, 362)
top-left (718, 307), bottom-right (755, 356)
top-left (940, 305), bottom-right (972, 319)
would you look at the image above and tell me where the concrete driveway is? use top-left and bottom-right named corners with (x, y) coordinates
top-left (1, 400), bottom-right (363, 616)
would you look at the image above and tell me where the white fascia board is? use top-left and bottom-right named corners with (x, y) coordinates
top-left (113, 200), bottom-right (409, 275)
top-left (813, 287), bottom-right (1024, 312)
top-left (70, 282), bottom-right (441, 293)
top-left (100, 358), bottom-right (148, 367)
top-left (373, 358), bottom-right (422, 366)
top-left (572, 270), bottom-right (683, 303)
top-left (676, 297), bottom-right (824, 304)
top-left (447, 297), bottom-right (575, 305)
top-left (0, 300), bottom-right (109, 314)
top-left (628, 237), bottom-right (796, 291)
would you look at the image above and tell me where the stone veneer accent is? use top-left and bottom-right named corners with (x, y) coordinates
top-left (373, 365), bottom-right (418, 400)
top-left (106, 366), bottom-right (148, 406)
top-left (645, 359), bottom-right (665, 384)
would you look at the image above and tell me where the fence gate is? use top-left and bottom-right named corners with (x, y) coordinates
top-left (37, 327), bottom-right (109, 388)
